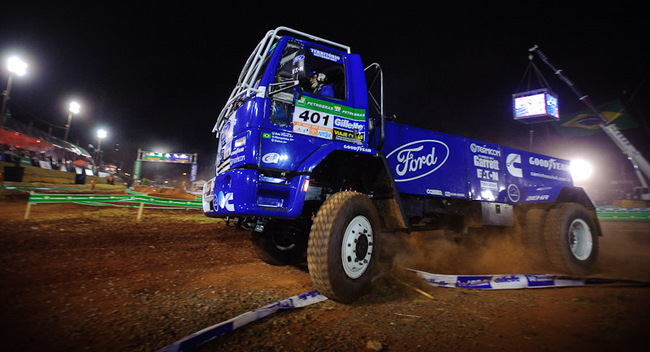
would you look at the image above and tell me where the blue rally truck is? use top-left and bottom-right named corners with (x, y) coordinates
top-left (203, 27), bottom-right (601, 303)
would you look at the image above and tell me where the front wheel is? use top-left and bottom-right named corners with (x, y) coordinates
top-left (251, 220), bottom-right (307, 266)
top-left (308, 192), bottom-right (381, 303)
top-left (542, 203), bottom-right (599, 275)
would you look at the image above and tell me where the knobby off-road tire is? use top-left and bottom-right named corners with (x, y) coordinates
top-left (542, 203), bottom-right (599, 275)
top-left (307, 191), bottom-right (381, 303)
top-left (522, 207), bottom-right (547, 250)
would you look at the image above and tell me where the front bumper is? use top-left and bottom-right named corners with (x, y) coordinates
top-left (202, 168), bottom-right (309, 219)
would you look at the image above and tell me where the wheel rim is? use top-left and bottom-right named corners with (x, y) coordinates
top-left (568, 218), bottom-right (593, 260)
top-left (272, 229), bottom-right (296, 251)
top-left (341, 215), bottom-right (374, 279)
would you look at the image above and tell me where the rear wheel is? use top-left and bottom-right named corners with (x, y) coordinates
top-left (522, 207), bottom-right (547, 250)
top-left (308, 192), bottom-right (381, 303)
top-left (542, 203), bottom-right (599, 275)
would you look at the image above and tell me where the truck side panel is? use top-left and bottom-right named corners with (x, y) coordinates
top-left (381, 121), bottom-right (573, 204)
top-left (382, 122), bottom-right (469, 198)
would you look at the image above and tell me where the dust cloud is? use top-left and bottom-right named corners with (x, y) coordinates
top-left (383, 229), bottom-right (548, 277)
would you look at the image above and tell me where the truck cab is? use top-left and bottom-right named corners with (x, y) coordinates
top-left (204, 28), bottom-right (375, 221)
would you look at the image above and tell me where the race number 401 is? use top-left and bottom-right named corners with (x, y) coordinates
top-left (293, 107), bottom-right (333, 139)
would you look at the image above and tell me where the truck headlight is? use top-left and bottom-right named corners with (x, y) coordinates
top-left (234, 136), bottom-right (246, 148)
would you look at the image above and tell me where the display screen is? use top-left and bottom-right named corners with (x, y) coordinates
top-left (513, 90), bottom-right (559, 122)
top-left (545, 94), bottom-right (559, 118)
top-left (514, 92), bottom-right (546, 118)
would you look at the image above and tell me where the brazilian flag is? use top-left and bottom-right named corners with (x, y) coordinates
top-left (551, 100), bottom-right (638, 137)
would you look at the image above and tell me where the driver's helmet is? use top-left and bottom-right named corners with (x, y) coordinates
top-left (310, 71), bottom-right (327, 89)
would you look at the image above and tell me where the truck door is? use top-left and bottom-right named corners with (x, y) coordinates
top-left (267, 40), bottom-right (348, 129)
top-left (263, 39), bottom-right (354, 170)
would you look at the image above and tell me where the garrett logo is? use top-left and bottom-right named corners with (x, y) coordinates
top-left (386, 140), bottom-right (450, 182)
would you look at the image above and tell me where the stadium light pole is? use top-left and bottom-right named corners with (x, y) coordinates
top-left (1, 56), bottom-right (28, 128)
top-left (63, 101), bottom-right (81, 141)
top-left (96, 128), bottom-right (107, 167)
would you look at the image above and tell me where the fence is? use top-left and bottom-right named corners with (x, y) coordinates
top-left (24, 190), bottom-right (202, 221)
top-left (18, 190), bottom-right (650, 222)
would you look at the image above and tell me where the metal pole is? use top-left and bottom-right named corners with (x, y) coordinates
top-left (0, 73), bottom-right (14, 128)
top-left (97, 137), bottom-right (102, 167)
top-left (63, 112), bottom-right (72, 141)
top-left (530, 45), bottom-right (650, 186)
top-left (529, 45), bottom-right (609, 125)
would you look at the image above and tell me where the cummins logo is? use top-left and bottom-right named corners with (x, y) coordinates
top-left (386, 140), bottom-right (450, 182)
top-left (506, 153), bottom-right (523, 178)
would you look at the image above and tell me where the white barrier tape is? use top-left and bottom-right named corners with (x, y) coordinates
top-left (155, 270), bottom-right (648, 351)
top-left (407, 268), bottom-right (649, 290)
top-left (156, 290), bottom-right (327, 352)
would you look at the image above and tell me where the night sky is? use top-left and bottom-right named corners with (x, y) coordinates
top-left (1, 2), bottom-right (648, 191)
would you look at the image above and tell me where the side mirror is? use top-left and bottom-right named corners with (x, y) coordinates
top-left (268, 80), bottom-right (299, 97)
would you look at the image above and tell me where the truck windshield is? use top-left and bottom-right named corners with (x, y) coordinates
top-left (269, 39), bottom-right (347, 128)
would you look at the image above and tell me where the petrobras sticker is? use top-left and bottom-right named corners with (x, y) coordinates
top-left (385, 140), bottom-right (450, 182)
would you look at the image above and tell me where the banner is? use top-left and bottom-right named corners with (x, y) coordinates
top-left (552, 100), bottom-right (638, 137)
top-left (133, 160), bottom-right (142, 180)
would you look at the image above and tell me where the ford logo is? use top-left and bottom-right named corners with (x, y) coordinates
top-left (386, 140), bottom-right (450, 182)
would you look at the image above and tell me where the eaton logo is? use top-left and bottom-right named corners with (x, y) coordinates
top-left (386, 140), bottom-right (450, 182)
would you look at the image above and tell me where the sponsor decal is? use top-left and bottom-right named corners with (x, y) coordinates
top-left (217, 120), bottom-right (233, 164)
top-left (217, 191), bottom-right (234, 212)
top-left (506, 153), bottom-right (523, 178)
top-left (473, 155), bottom-right (499, 170)
top-left (262, 153), bottom-right (280, 164)
top-left (386, 140), bottom-right (450, 182)
top-left (526, 194), bottom-right (551, 201)
top-left (292, 96), bottom-right (366, 142)
top-left (528, 156), bottom-right (570, 172)
top-left (333, 128), bottom-right (364, 144)
top-left (334, 117), bottom-right (365, 132)
top-left (342, 144), bottom-right (372, 153)
top-left (292, 54), bottom-right (305, 63)
top-left (507, 184), bottom-right (520, 203)
top-left (309, 48), bottom-right (342, 63)
top-left (293, 105), bottom-right (333, 139)
top-left (470, 143), bottom-right (501, 157)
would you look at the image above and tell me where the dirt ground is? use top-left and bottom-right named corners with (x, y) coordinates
top-left (1, 196), bottom-right (649, 352)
